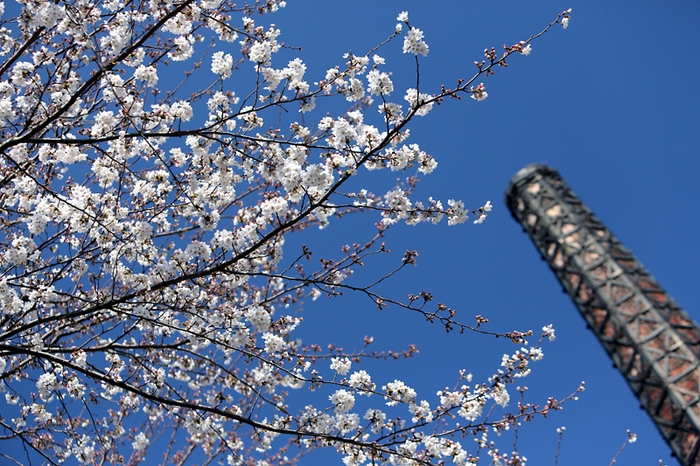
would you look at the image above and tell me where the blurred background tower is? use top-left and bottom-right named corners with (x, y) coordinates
top-left (505, 164), bottom-right (700, 466)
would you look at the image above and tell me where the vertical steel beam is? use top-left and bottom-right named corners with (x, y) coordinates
top-left (505, 164), bottom-right (700, 465)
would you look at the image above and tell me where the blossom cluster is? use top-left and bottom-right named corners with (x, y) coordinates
top-left (0, 1), bottom-right (572, 465)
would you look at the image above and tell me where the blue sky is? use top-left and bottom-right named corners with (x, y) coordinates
top-left (268, 1), bottom-right (700, 464)
top-left (1, 1), bottom-right (697, 464)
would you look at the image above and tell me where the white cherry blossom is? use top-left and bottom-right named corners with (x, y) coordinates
top-left (0, 2), bottom-right (573, 464)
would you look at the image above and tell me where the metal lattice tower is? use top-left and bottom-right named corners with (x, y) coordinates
top-left (505, 164), bottom-right (700, 466)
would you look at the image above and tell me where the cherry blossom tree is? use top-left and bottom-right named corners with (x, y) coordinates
top-left (0, 1), bottom-right (576, 464)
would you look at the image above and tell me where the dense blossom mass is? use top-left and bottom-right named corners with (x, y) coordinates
top-left (0, 1), bottom-right (574, 465)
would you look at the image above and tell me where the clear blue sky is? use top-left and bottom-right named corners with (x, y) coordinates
top-left (2, 1), bottom-right (697, 464)
top-left (268, 1), bottom-right (700, 464)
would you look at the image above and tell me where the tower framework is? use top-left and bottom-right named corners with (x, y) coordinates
top-left (505, 164), bottom-right (700, 465)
